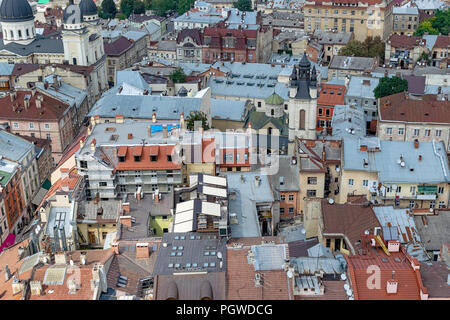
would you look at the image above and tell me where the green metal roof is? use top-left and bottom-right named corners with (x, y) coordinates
top-left (0, 170), bottom-right (12, 186)
top-left (38, 0), bottom-right (50, 3)
top-left (264, 92), bottom-right (284, 105)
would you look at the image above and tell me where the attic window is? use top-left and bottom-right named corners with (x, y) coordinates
top-left (151, 155), bottom-right (157, 162)
top-left (118, 156), bottom-right (125, 162)
top-left (424, 113), bottom-right (429, 116)
top-left (134, 155), bottom-right (141, 162)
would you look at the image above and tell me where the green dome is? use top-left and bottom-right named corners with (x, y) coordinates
top-left (265, 92), bottom-right (284, 105)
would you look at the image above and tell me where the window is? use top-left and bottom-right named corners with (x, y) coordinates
top-left (435, 130), bottom-right (442, 137)
top-left (430, 200), bottom-right (435, 209)
top-left (396, 186), bottom-right (401, 193)
top-left (325, 109), bottom-right (330, 117)
top-left (307, 190), bottom-right (316, 197)
top-left (163, 228), bottom-right (168, 233)
top-left (348, 179), bottom-right (354, 186)
top-left (73, 57), bottom-right (77, 65)
top-left (257, 101), bottom-right (262, 108)
top-left (29, 123), bottom-right (34, 129)
top-left (438, 201), bottom-right (445, 208)
top-left (308, 177), bottom-right (317, 185)
top-left (46, 133), bottom-right (51, 140)
top-left (280, 208), bottom-right (285, 214)
top-left (326, 239), bottom-right (331, 248)
top-left (299, 110), bottom-right (306, 130)
top-left (413, 129), bottom-right (420, 136)
top-left (150, 155), bottom-right (157, 162)
top-left (289, 207), bottom-right (294, 214)
top-left (44, 123), bottom-right (50, 129)
top-left (398, 128), bottom-right (404, 135)
top-left (80, 161), bottom-right (87, 169)
top-left (280, 195), bottom-right (285, 201)
top-left (99, 182), bottom-right (107, 187)
top-left (162, 216), bottom-right (168, 220)
top-left (409, 200), bottom-right (415, 208)
top-left (362, 180), bottom-right (368, 187)
top-left (288, 195), bottom-right (294, 201)
top-left (438, 186), bottom-right (444, 194)
top-left (13, 122), bottom-right (19, 129)
top-left (167, 155), bottom-right (172, 162)
top-left (410, 186), bottom-right (416, 195)
top-left (424, 129), bottom-right (430, 136)
top-left (386, 127), bottom-right (393, 135)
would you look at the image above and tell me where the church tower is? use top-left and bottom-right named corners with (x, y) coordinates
top-left (0, 0), bottom-right (36, 45)
top-left (62, 0), bottom-right (107, 102)
top-left (288, 52), bottom-right (318, 153)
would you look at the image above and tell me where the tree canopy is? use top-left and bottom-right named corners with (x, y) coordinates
top-left (177, 0), bottom-right (196, 15)
top-left (150, 0), bottom-right (175, 17)
top-left (169, 68), bottom-right (186, 83)
top-left (338, 36), bottom-right (385, 61)
top-left (120, 0), bottom-right (147, 18)
top-left (99, 0), bottom-right (117, 19)
top-left (233, 0), bottom-right (253, 11)
top-left (373, 76), bottom-right (409, 99)
top-left (414, 9), bottom-right (449, 36)
top-left (186, 111), bottom-right (210, 131)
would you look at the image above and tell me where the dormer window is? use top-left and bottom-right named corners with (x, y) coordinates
top-left (134, 155), bottom-right (141, 162)
top-left (151, 155), bottom-right (157, 162)
top-left (167, 155), bottom-right (172, 162)
top-left (118, 156), bottom-right (125, 162)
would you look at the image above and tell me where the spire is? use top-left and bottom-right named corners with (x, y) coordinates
top-left (290, 65), bottom-right (297, 87)
top-left (310, 65), bottom-right (317, 86)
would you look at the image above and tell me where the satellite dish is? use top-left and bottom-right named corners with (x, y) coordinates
top-left (349, 296), bottom-right (354, 300)
top-left (328, 198), bottom-right (335, 204)
top-left (429, 208), bottom-right (433, 213)
top-left (344, 283), bottom-right (349, 290)
top-left (396, 159), bottom-right (401, 164)
top-left (217, 252), bottom-right (223, 259)
top-left (346, 289), bottom-right (353, 296)
top-left (287, 270), bottom-right (293, 278)
top-left (341, 274), bottom-right (347, 281)
top-left (301, 228), bottom-right (306, 235)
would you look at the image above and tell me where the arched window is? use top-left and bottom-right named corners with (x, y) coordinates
top-left (73, 57), bottom-right (77, 65)
top-left (271, 109), bottom-right (274, 116)
top-left (299, 110), bottom-right (306, 130)
top-left (18, 30), bottom-right (22, 38)
top-left (268, 127), bottom-right (273, 135)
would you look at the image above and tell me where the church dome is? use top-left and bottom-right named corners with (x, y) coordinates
top-left (265, 92), bottom-right (284, 105)
top-left (79, 0), bottom-right (98, 16)
top-left (0, 0), bottom-right (34, 22)
top-left (299, 52), bottom-right (311, 68)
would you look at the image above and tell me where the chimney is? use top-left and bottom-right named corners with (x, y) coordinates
top-left (67, 279), bottom-right (78, 294)
top-left (53, 74), bottom-right (60, 89)
top-left (11, 277), bottom-right (24, 296)
top-left (152, 112), bottom-right (156, 123)
top-left (386, 271), bottom-right (398, 294)
top-left (111, 242), bottom-right (119, 254)
top-left (255, 176), bottom-right (261, 187)
top-left (154, 189), bottom-right (160, 203)
top-left (10, 91), bottom-right (16, 102)
top-left (119, 216), bottom-right (132, 227)
top-left (90, 138), bottom-right (97, 151)
top-left (80, 252), bottom-right (87, 265)
top-left (360, 145), bottom-right (368, 152)
top-left (163, 125), bottom-right (168, 138)
top-left (36, 95), bottom-right (43, 109)
top-left (136, 243), bottom-right (150, 259)
top-left (122, 202), bottom-right (130, 213)
top-left (54, 251), bottom-right (67, 265)
top-left (438, 86), bottom-right (442, 94)
top-left (4, 264), bottom-right (11, 281)
top-left (180, 112), bottom-right (185, 129)
top-left (30, 281), bottom-right (43, 296)
top-left (414, 139), bottom-right (419, 149)
top-left (128, 133), bottom-right (133, 139)
top-left (115, 114), bottom-right (124, 123)
top-left (387, 241), bottom-right (400, 252)
top-left (44, 81), bottom-right (49, 90)
top-left (418, 155), bottom-right (422, 161)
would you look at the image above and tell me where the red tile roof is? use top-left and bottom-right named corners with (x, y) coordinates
top-left (321, 200), bottom-right (381, 253)
top-left (0, 90), bottom-right (70, 121)
top-left (388, 34), bottom-right (422, 49)
top-left (317, 84), bottom-right (346, 107)
top-left (433, 36), bottom-right (450, 49)
top-left (419, 262), bottom-right (450, 299)
top-left (176, 29), bottom-right (203, 45)
top-left (0, 239), bottom-right (32, 300)
top-left (116, 145), bottom-right (181, 171)
top-left (379, 92), bottom-right (450, 123)
top-left (346, 248), bottom-right (424, 300)
top-left (226, 248), bottom-right (291, 300)
top-left (104, 36), bottom-right (134, 56)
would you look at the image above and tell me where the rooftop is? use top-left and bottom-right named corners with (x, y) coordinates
top-left (77, 200), bottom-right (121, 222)
top-left (414, 210), bottom-right (450, 251)
top-left (0, 129), bottom-right (35, 163)
top-left (419, 261), bottom-right (450, 299)
top-left (330, 104), bottom-right (366, 139)
top-left (329, 56), bottom-right (376, 71)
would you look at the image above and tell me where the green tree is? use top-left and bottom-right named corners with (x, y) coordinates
top-left (431, 9), bottom-right (450, 35)
top-left (177, 0), bottom-right (195, 15)
top-left (339, 40), bottom-right (366, 57)
top-left (186, 111), bottom-right (210, 131)
top-left (151, 0), bottom-right (175, 16)
top-left (169, 68), bottom-right (186, 83)
top-left (133, 0), bottom-right (146, 14)
top-left (101, 0), bottom-right (117, 18)
top-left (414, 20), bottom-right (439, 36)
top-left (116, 12), bottom-right (127, 20)
top-left (233, 0), bottom-right (253, 11)
top-left (373, 76), bottom-right (408, 99)
top-left (120, 0), bottom-right (134, 17)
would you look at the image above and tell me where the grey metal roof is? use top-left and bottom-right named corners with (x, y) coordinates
top-left (0, 130), bottom-right (34, 163)
top-left (77, 200), bottom-right (120, 221)
top-left (343, 137), bottom-right (450, 184)
top-left (153, 232), bottom-right (227, 276)
top-left (270, 155), bottom-right (300, 192)
top-left (279, 225), bottom-right (306, 243)
top-left (116, 70), bottom-right (151, 91)
top-left (307, 244), bottom-right (333, 258)
top-left (0, 62), bottom-right (14, 75)
top-left (211, 98), bottom-right (247, 121)
top-left (373, 206), bottom-right (421, 244)
top-left (330, 104), bottom-right (366, 139)
top-left (224, 172), bottom-right (274, 238)
top-left (329, 56), bottom-right (376, 71)
top-left (414, 211), bottom-right (450, 252)
top-left (209, 77), bottom-right (290, 100)
top-left (250, 244), bottom-right (287, 271)
top-left (123, 30), bottom-right (147, 42)
top-left (313, 30), bottom-right (352, 45)
top-left (0, 36), bottom-right (64, 56)
top-left (45, 205), bottom-right (74, 239)
top-left (345, 76), bottom-right (379, 100)
top-left (393, 6), bottom-right (419, 14)
top-left (36, 76), bottom-right (87, 110)
top-left (291, 257), bottom-right (344, 275)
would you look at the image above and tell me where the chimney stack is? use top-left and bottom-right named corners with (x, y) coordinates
top-left (414, 139), bottom-right (419, 149)
top-left (30, 281), bottom-right (42, 296)
top-left (152, 112), bottom-right (156, 123)
top-left (54, 251), bottom-right (68, 265)
top-left (53, 74), bottom-right (59, 89)
top-left (80, 252), bottom-right (87, 265)
top-left (9, 91), bottom-right (16, 102)
top-left (4, 264), bottom-right (11, 281)
top-left (35, 95), bottom-right (43, 109)
top-left (136, 243), bottom-right (150, 259)
top-left (111, 242), bottom-right (119, 255)
top-left (90, 138), bottom-right (97, 151)
top-left (180, 112), bottom-right (185, 129)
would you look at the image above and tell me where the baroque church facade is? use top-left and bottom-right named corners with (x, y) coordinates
top-left (0, 0), bottom-right (107, 100)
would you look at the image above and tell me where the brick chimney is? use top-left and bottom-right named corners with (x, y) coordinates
top-left (111, 242), bottom-right (119, 255)
top-left (120, 216), bottom-right (132, 227)
top-left (122, 202), bottom-right (130, 213)
top-left (136, 243), bottom-right (150, 259)
top-left (35, 95), bottom-right (43, 109)
top-left (60, 168), bottom-right (69, 179)
top-left (24, 95), bottom-right (30, 109)
top-left (152, 112), bottom-right (157, 123)
top-left (90, 138), bottom-right (97, 151)
top-left (115, 114), bottom-right (124, 123)
top-left (180, 112), bottom-right (185, 130)
top-left (414, 139), bottom-right (419, 149)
